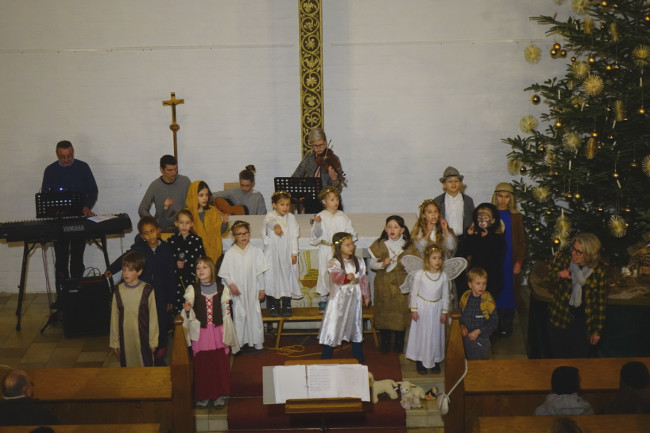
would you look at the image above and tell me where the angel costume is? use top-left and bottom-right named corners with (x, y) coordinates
top-left (218, 243), bottom-right (269, 349)
top-left (405, 270), bottom-right (451, 368)
top-left (310, 210), bottom-right (356, 296)
top-left (182, 282), bottom-right (238, 401)
top-left (262, 210), bottom-right (302, 299)
top-left (318, 257), bottom-right (370, 347)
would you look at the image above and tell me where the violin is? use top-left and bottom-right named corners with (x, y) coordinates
top-left (314, 142), bottom-right (348, 187)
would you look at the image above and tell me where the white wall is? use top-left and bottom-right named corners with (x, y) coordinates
top-left (0, 0), bottom-right (567, 293)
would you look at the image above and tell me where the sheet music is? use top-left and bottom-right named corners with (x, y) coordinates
top-left (269, 364), bottom-right (370, 403)
top-left (273, 365), bottom-right (308, 403)
top-left (88, 214), bottom-right (118, 223)
top-left (306, 365), bottom-right (335, 398)
top-left (335, 364), bottom-right (370, 401)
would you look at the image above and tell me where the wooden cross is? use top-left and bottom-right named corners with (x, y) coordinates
top-left (162, 92), bottom-right (184, 160)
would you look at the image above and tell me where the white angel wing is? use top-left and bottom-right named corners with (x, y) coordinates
top-left (399, 255), bottom-right (424, 294)
top-left (443, 257), bottom-right (468, 281)
top-left (401, 255), bottom-right (423, 274)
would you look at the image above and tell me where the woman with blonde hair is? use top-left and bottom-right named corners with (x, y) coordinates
top-left (545, 233), bottom-right (606, 358)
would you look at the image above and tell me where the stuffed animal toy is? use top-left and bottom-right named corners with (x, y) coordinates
top-left (368, 372), bottom-right (399, 404)
top-left (398, 380), bottom-right (426, 409)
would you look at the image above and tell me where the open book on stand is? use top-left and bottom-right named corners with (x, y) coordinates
top-left (263, 363), bottom-right (370, 404)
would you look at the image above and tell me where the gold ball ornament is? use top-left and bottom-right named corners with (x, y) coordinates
top-left (560, 50), bottom-right (567, 58)
top-left (531, 95), bottom-right (541, 105)
top-left (570, 56), bottom-right (577, 62)
top-left (605, 64), bottom-right (613, 71)
top-left (545, 209), bottom-right (553, 216)
top-left (624, 206), bottom-right (632, 213)
top-left (630, 160), bottom-right (638, 168)
top-left (573, 192), bottom-right (582, 199)
top-left (534, 227), bottom-right (540, 232)
top-left (553, 238), bottom-right (561, 245)
top-left (564, 192), bottom-right (573, 199)
top-left (638, 106), bottom-right (646, 115)
top-left (591, 131), bottom-right (598, 138)
top-left (553, 42), bottom-right (561, 50)
top-left (550, 48), bottom-right (558, 58)
top-left (645, 15), bottom-right (650, 22)
top-left (588, 55), bottom-right (596, 63)
top-left (554, 120), bottom-right (562, 128)
top-left (597, 205), bottom-right (604, 212)
top-left (600, 0), bottom-right (608, 6)
top-left (612, 170), bottom-right (620, 179)
top-left (519, 166), bottom-right (528, 175)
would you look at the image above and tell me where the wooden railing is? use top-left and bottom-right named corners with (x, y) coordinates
top-left (24, 316), bottom-right (193, 433)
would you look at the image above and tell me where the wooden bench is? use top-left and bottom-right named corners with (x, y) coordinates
top-left (0, 424), bottom-right (161, 433)
top-left (262, 306), bottom-right (378, 349)
top-left (441, 311), bottom-right (650, 433)
top-left (474, 414), bottom-right (650, 433)
top-left (20, 317), bottom-right (192, 433)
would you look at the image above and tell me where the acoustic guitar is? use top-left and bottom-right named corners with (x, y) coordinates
top-left (214, 197), bottom-right (248, 215)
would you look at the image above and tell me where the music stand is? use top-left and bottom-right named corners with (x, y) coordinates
top-left (34, 191), bottom-right (83, 333)
top-left (274, 177), bottom-right (323, 214)
top-left (36, 191), bottom-right (84, 218)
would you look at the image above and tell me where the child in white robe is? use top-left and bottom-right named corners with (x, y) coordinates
top-left (218, 220), bottom-right (269, 350)
top-left (262, 191), bottom-right (302, 317)
top-left (405, 244), bottom-right (450, 375)
top-left (310, 186), bottom-right (356, 311)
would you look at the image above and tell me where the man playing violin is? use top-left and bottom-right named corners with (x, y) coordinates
top-left (292, 128), bottom-right (343, 189)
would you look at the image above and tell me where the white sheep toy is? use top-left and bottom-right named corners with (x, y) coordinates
top-left (398, 380), bottom-right (426, 409)
top-left (368, 372), bottom-right (399, 404)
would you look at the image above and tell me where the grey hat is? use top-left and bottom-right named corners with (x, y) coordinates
top-left (439, 166), bottom-right (464, 183)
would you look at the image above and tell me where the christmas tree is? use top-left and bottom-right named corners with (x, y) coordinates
top-left (505, 0), bottom-right (650, 268)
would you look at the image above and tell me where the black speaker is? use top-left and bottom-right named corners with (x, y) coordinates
top-left (60, 277), bottom-right (112, 338)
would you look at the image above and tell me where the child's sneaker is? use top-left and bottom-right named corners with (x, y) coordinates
top-left (318, 301), bottom-right (327, 314)
top-left (196, 399), bottom-right (209, 408)
top-left (214, 396), bottom-right (226, 407)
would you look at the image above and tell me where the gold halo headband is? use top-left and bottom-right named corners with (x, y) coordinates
top-left (419, 199), bottom-right (437, 211)
top-left (424, 243), bottom-right (443, 256)
top-left (272, 190), bottom-right (291, 199)
top-left (332, 233), bottom-right (358, 247)
top-left (318, 185), bottom-right (340, 200)
top-left (230, 220), bottom-right (250, 233)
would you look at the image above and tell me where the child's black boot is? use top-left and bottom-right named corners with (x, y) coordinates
top-left (394, 330), bottom-right (405, 353)
top-left (281, 297), bottom-right (292, 317)
top-left (268, 296), bottom-right (279, 317)
top-left (380, 330), bottom-right (391, 354)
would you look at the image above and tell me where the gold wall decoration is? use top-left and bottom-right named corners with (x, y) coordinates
top-left (299, 0), bottom-right (323, 156)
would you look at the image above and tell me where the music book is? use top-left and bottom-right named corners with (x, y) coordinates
top-left (262, 364), bottom-right (370, 404)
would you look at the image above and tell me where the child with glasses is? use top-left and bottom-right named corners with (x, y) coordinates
top-left (218, 220), bottom-right (269, 350)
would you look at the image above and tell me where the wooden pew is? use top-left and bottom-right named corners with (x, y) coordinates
top-left (474, 414), bottom-right (650, 433)
top-left (24, 316), bottom-right (193, 433)
top-left (0, 424), bottom-right (161, 433)
top-left (262, 306), bottom-right (378, 348)
top-left (442, 310), bottom-right (650, 433)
